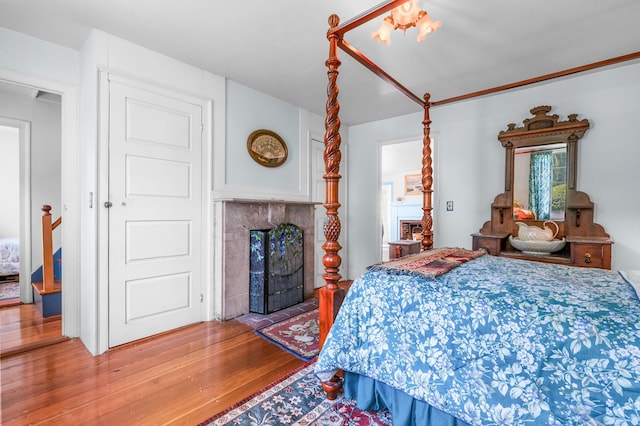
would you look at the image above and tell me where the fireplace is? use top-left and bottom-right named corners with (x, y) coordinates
top-left (218, 200), bottom-right (317, 320)
top-left (399, 220), bottom-right (422, 240)
top-left (249, 224), bottom-right (304, 314)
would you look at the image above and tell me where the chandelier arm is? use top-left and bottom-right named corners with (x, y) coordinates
top-left (329, 0), bottom-right (409, 38)
top-left (337, 38), bottom-right (424, 107)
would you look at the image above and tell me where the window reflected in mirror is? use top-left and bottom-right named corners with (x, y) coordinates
top-left (513, 144), bottom-right (566, 221)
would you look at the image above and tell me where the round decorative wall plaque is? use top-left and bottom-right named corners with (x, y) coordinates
top-left (247, 129), bottom-right (288, 167)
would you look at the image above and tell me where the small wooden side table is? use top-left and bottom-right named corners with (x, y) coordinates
top-left (388, 240), bottom-right (421, 259)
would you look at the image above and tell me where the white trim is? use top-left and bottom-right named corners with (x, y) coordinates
top-left (211, 95), bottom-right (226, 197)
top-left (96, 71), bottom-right (110, 353)
top-left (201, 99), bottom-right (214, 322)
top-left (212, 200), bottom-right (224, 320)
top-left (431, 132), bottom-right (440, 246)
top-left (341, 144), bottom-right (349, 279)
top-left (0, 70), bottom-right (80, 338)
top-left (212, 187), bottom-right (312, 202)
top-left (297, 110), bottom-right (311, 200)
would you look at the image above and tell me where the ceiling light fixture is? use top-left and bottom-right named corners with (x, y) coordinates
top-left (371, 0), bottom-right (441, 45)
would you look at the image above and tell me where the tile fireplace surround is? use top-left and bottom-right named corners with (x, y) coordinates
top-left (219, 199), bottom-right (317, 320)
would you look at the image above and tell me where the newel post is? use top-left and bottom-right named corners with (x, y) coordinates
top-left (41, 205), bottom-right (55, 293)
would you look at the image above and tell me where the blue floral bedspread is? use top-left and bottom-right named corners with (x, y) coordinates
top-left (315, 254), bottom-right (640, 425)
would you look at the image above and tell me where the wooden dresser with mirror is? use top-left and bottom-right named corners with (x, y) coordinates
top-left (472, 105), bottom-right (613, 269)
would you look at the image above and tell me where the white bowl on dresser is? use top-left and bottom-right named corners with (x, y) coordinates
top-left (509, 235), bottom-right (566, 255)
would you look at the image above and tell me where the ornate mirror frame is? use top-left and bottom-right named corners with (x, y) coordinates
top-left (476, 105), bottom-right (610, 248)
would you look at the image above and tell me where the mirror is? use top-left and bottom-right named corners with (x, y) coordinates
top-left (513, 143), bottom-right (567, 221)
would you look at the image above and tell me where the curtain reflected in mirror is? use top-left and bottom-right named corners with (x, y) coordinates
top-left (513, 144), bottom-right (566, 221)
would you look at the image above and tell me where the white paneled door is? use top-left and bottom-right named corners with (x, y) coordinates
top-left (108, 77), bottom-right (203, 347)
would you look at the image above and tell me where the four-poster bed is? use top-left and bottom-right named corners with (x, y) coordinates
top-left (315, 2), bottom-right (640, 425)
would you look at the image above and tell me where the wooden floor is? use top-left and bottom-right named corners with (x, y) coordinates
top-left (0, 304), bottom-right (67, 358)
top-left (1, 304), bottom-right (306, 425)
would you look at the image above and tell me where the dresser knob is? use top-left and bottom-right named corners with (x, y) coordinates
top-left (584, 253), bottom-right (592, 264)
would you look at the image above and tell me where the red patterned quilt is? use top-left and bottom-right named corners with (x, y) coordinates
top-left (370, 247), bottom-right (485, 278)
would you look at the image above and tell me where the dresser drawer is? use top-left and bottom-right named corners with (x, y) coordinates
top-left (472, 235), bottom-right (504, 256)
top-left (476, 239), bottom-right (499, 256)
top-left (572, 244), bottom-right (604, 268)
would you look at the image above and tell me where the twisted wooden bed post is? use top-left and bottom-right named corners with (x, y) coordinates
top-left (318, 7), bottom-right (435, 400)
top-left (421, 94), bottom-right (434, 251)
top-left (319, 14), bottom-right (346, 400)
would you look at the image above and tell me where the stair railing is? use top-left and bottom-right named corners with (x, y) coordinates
top-left (41, 205), bottom-right (62, 293)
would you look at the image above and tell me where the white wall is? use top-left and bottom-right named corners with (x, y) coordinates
top-left (346, 61), bottom-right (640, 275)
top-left (223, 81), bottom-right (307, 199)
top-left (0, 125), bottom-right (19, 237)
top-left (0, 27), bottom-right (79, 85)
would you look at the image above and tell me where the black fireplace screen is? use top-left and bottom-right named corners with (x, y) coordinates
top-left (249, 224), bottom-right (304, 314)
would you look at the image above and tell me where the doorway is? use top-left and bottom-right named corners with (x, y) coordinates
top-left (0, 72), bottom-right (77, 342)
top-left (0, 124), bottom-right (20, 305)
top-left (0, 80), bottom-right (66, 354)
top-left (379, 139), bottom-right (431, 261)
top-left (0, 83), bottom-right (61, 303)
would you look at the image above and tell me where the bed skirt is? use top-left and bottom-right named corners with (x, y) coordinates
top-left (344, 372), bottom-right (470, 426)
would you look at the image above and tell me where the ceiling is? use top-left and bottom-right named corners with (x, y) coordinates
top-left (0, 0), bottom-right (639, 125)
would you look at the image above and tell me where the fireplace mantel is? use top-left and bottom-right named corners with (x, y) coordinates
top-left (218, 198), bottom-right (321, 205)
top-left (215, 199), bottom-right (317, 320)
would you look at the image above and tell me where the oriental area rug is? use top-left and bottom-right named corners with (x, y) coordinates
top-left (255, 309), bottom-right (320, 361)
top-left (198, 362), bottom-right (392, 425)
top-left (0, 279), bottom-right (19, 300)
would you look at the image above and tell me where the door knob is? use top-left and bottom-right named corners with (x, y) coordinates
top-left (104, 201), bottom-right (113, 208)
